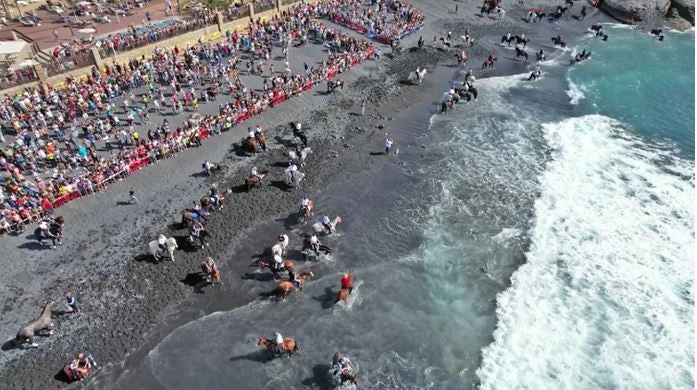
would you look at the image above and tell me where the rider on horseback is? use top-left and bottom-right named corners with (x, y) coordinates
top-left (310, 232), bottom-right (321, 255)
top-left (203, 160), bottom-right (213, 176)
top-left (157, 234), bottom-right (167, 253)
top-left (209, 184), bottom-right (221, 207)
top-left (250, 166), bottom-right (261, 181)
top-left (300, 195), bottom-right (312, 218)
top-left (272, 254), bottom-right (284, 277)
top-left (190, 220), bottom-right (204, 241)
top-left (273, 332), bottom-right (284, 356)
top-left (322, 215), bottom-right (334, 233)
top-left (341, 273), bottom-right (353, 295)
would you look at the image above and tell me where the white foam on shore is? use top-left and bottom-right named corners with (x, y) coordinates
top-left (566, 77), bottom-right (586, 105)
top-left (477, 115), bottom-right (695, 389)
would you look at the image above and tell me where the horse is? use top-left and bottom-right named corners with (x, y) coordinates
top-left (189, 228), bottom-right (210, 248)
top-left (200, 258), bottom-right (222, 285)
top-left (284, 170), bottom-right (305, 187)
top-left (243, 136), bottom-right (258, 154)
top-left (258, 259), bottom-right (296, 278)
top-left (514, 35), bottom-right (530, 48)
top-left (313, 216), bottom-right (342, 235)
top-left (336, 272), bottom-right (354, 304)
top-left (254, 132), bottom-right (267, 152)
top-left (481, 56), bottom-right (497, 70)
top-left (257, 337), bottom-right (299, 358)
top-left (570, 51), bottom-right (591, 65)
top-left (299, 200), bottom-right (314, 223)
top-left (650, 28), bottom-right (665, 41)
top-left (501, 34), bottom-right (514, 46)
top-left (201, 188), bottom-right (232, 210)
top-left (35, 223), bottom-right (62, 248)
top-left (181, 209), bottom-right (207, 228)
top-left (551, 36), bottom-right (566, 48)
top-left (148, 236), bottom-right (178, 262)
top-left (277, 270), bottom-right (314, 301)
top-left (16, 301), bottom-right (55, 348)
top-left (407, 68), bottom-right (427, 85)
top-left (245, 171), bottom-right (267, 191)
top-left (287, 147), bottom-right (312, 167)
top-left (515, 47), bottom-right (528, 62)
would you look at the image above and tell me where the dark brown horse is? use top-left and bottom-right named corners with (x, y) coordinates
top-left (481, 56), bottom-right (497, 70)
top-left (257, 337), bottom-right (299, 357)
top-left (244, 137), bottom-right (258, 154)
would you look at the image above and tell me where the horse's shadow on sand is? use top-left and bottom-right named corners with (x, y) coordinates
top-left (180, 272), bottom-right (213, 294)
top-left (301, 363), bottom-right (334, 389)
top-left (229, 350), bottom-right (270, 364)
top-left (312, 287), bottom-right (338, 309)
top-left (17, 241), bottom-right (49, 251)
top-left (270, 180), bottom-right (293, 191)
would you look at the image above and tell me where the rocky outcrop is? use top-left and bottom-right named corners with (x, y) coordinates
top-left (671, 0), bottom-right (695, 24)
top-left (599, 0), bottom-right (671, 22)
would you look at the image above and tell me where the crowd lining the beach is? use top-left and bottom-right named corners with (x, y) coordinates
top-left (0, 0), bottom-right (426, 235)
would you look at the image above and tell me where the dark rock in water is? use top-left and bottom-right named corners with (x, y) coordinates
top-left (600, 0), bottom-right (670, 22)
top-left (671, 0), bottom-right (695, 24)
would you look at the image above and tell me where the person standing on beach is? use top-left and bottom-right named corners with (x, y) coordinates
top-left (361, 101), bottom-right (366, 116)
top-left (66, 292), bottom-right (80, 316)
top-left (385, 137), bottom-right (394, 155)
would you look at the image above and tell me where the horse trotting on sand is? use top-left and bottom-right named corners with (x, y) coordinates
top-left (245, 170), bottom-right (268, 191)
top-left (16, 301), bottom-right (55, 348)
top-left (149, 235), bottom-right (178, 262)
top-left (257, 337), bottom-right (299, 358)
top-left (277, 270), bottom-right (314, 301)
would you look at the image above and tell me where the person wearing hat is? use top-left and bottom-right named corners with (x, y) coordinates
top-left (66, 291), bottom-right (80, 316)
top-left (309, 232), bottom-right (321, 255)
top-left (273, 254), bottom-right (284, 278)
top-left (273, 332), bottom-right (284, 356)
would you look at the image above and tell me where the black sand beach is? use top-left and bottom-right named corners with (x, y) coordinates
top-left (0, 0), bottom-right (685, 388)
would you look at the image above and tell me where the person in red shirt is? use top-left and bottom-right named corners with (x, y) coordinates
top-left (340, 272), bottom-right (353, 295)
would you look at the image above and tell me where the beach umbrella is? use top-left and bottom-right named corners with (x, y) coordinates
top-left (78, 28), bottom-right (96, 34)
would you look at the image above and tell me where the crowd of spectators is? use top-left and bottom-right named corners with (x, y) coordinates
top-left (0, 0), bottom-right (387, 235)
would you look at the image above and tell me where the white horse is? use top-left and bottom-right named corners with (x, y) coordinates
top-left (407, 68), bottom-right (427, 85)
top-left (287, 147), bottom-right (312, 167)
top-left (313, 216), bottom-right (342, 235)
top-left (149, 236), bottom-right (178, 262)
top-left (284, 170), bottom-right (305, 187)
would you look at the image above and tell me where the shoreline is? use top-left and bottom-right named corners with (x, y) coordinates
top-left (0, 1), bottom-right (679, 388)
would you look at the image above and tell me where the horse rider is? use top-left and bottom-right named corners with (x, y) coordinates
top-left (310, 232), bottom-right (321, 255)
top-left (209, 184), bottom-right (222, 207)
top-left (250, 166), bottom-right (261, 181)
top-left (300, 195), bottom-right (312, 216)
top-left (322, 215), bottom-right (334, 233)
top-left (273, 332), bottom-right (284, 355)
top-left (287, 268), bottom-right (302, 289)
top-left (341, 273), bottom-right (353, 295)
top-left (254, 126), bottom-right (266, 151)
top-left (157, 234), bottom-right (167, 253)
top-left (189, 220), bottom-right (204, 241)
top-left (247, 127), bottom-right (255, 141)
top-left (536, 49), bottom-right (546, 62)
top-left (278, 234), bottom-right (289, 253)
top-left (69, 353), bottom-right (93, 380)
top-left (203, 256), bottom-right (218, 278)
top-left (38, 220), bottom-right (53, 242)
top-left (332, 352), bottom-right (353, 377)
top-left (273, 254), bottom-right (284, 277)
top-left (287, 162), bottom-right (298, 183)
top-left (203, 160), bottom-right (213, 176)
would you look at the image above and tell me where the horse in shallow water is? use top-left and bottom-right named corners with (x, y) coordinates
top-left (277, 270), bottom-right (314, 301)
top-left (515, 47), bottom-right (528, 62)
top-left (257, 337), bottom-right (299, 357)
top-left (313, 216), bottom-right (342, 235)
top-left (336, 272), bottom-right (354, 304)
top-left (16, 301), bottom-right (55, 348)
top-left (481, 56), bottom-right (497, 70)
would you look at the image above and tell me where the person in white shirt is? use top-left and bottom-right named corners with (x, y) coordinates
top-left (385, 138), bottom-right (394, 154)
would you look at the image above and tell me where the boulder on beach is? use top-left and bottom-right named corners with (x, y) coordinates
top-left (671, 0), bottom-right (695, 24)
top-left (599, 0), bottom-right (671, 22)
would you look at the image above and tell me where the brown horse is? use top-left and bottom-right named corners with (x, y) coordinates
top-left (244, 171), bottom-right (267, 191)
top-left (258, 259), bottom-right (295, 275)
top-left (299, 200), bottom-right (314, 222)
top-left (16, 301), bottom-right (55, 347)
top-left (336, 272), bottom-right (354, 304)
top-left (244, 137), bottom-right (257, 154)
top-left (482, 57), bottom-right (497, 70)
top-left (277, 270), bottom-right (314, 301)
top-left (257, 337), bottom-right (299, 357)
top-left (200, 258), bottom-right (222, 285)
top-left (254, 132), bottom-right (267, 151)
